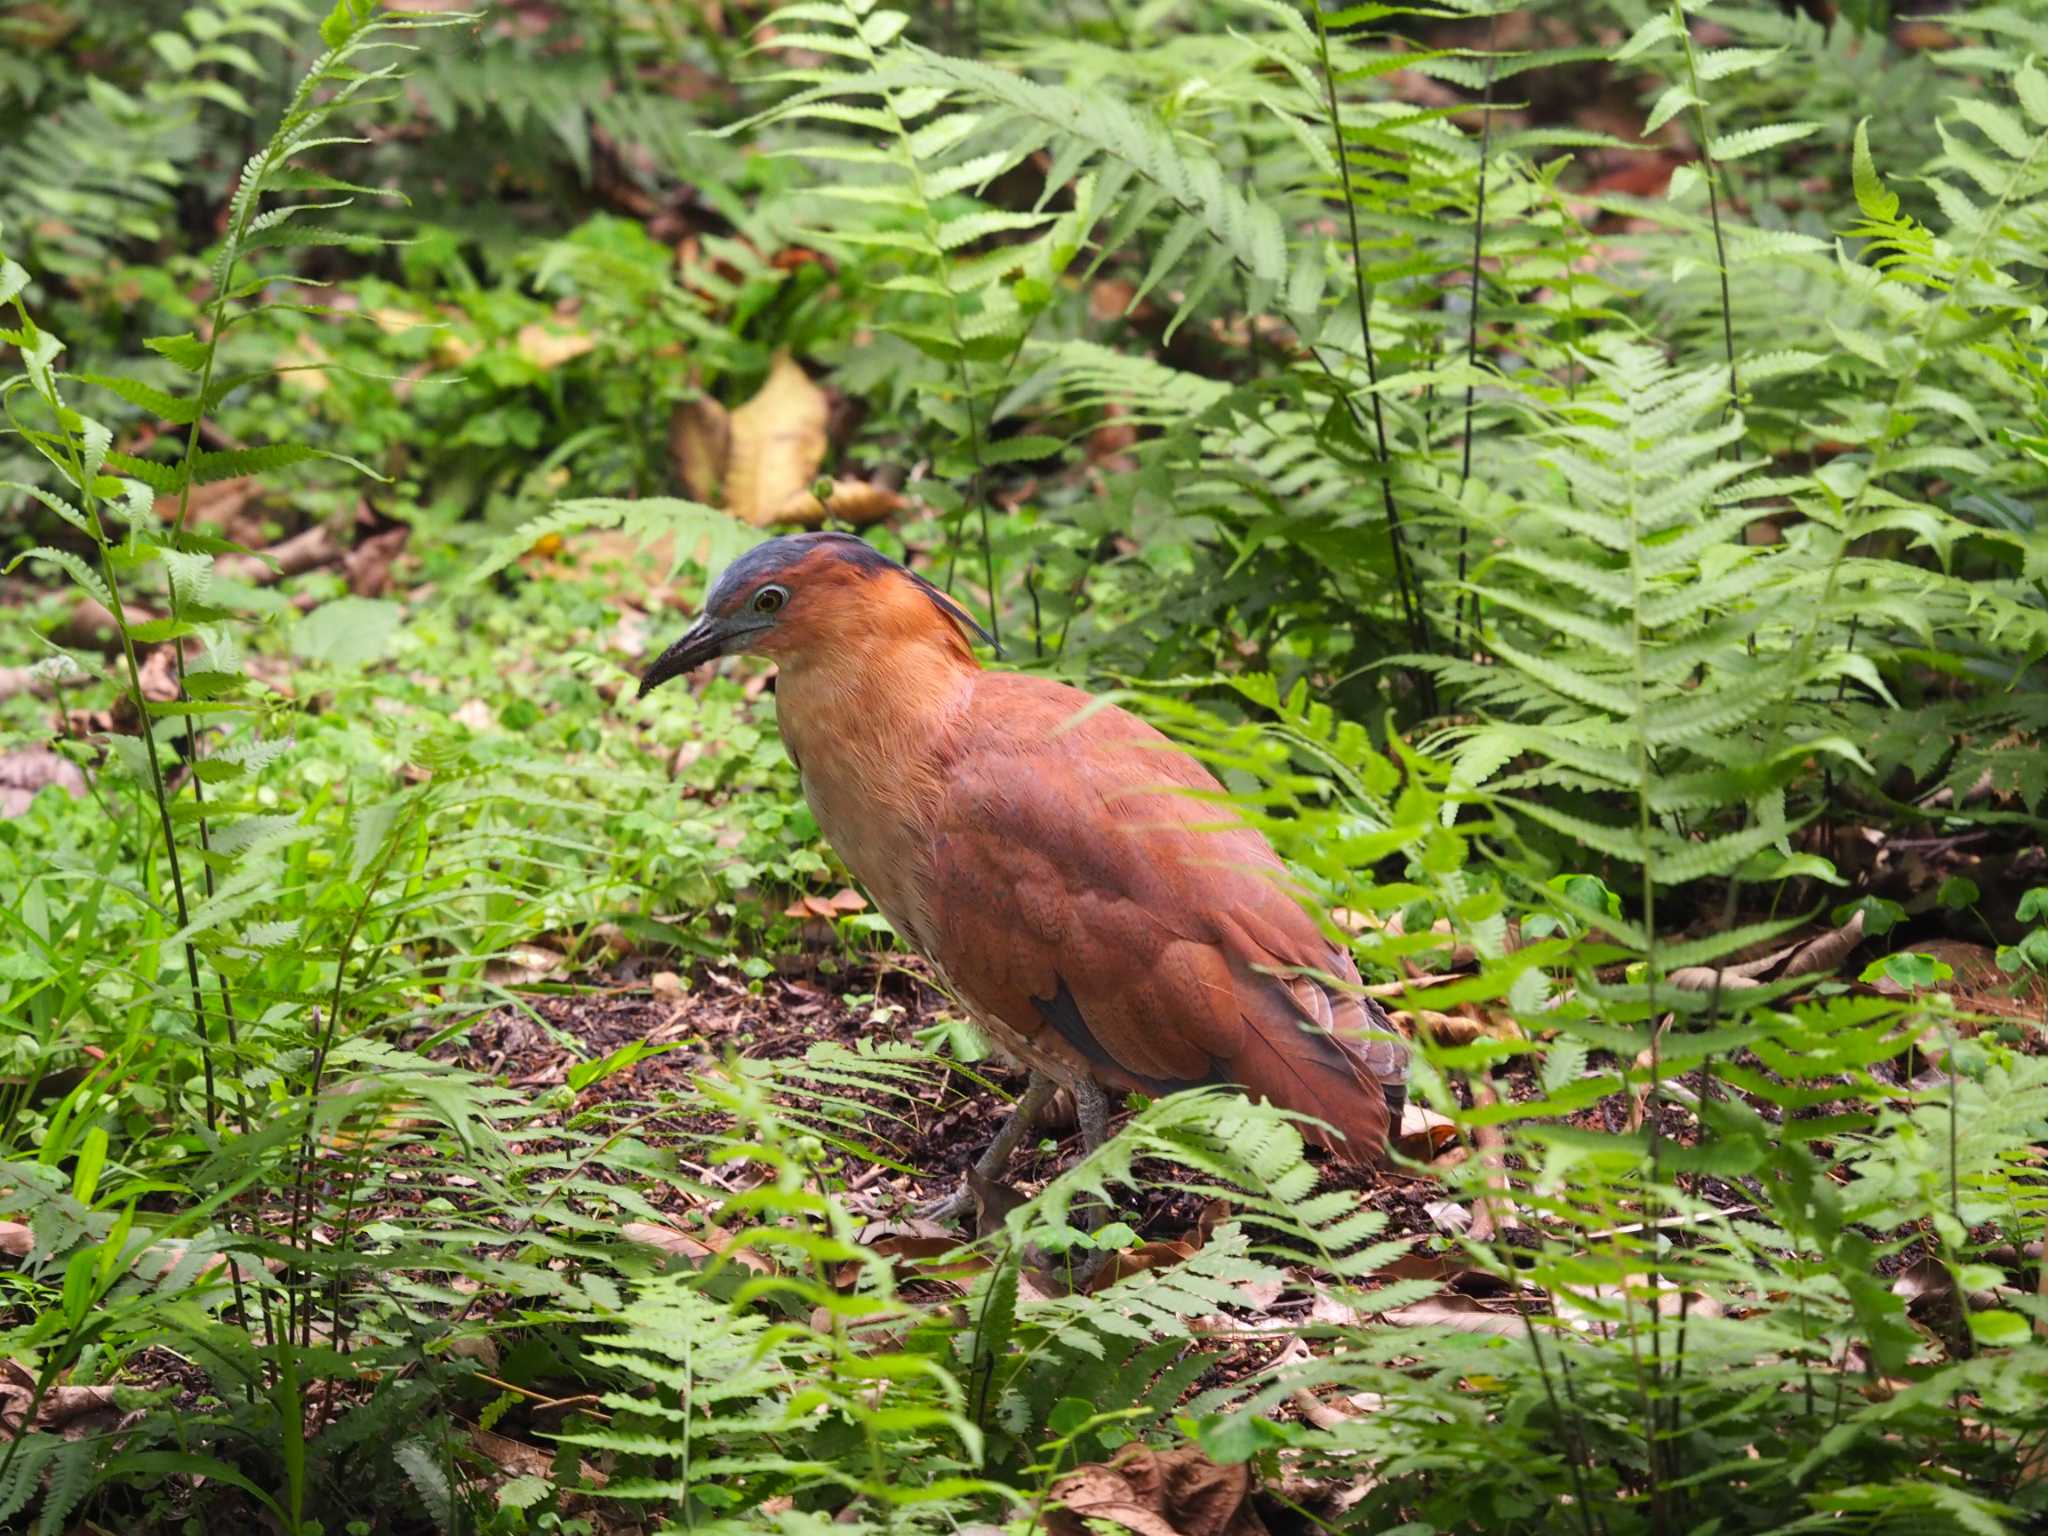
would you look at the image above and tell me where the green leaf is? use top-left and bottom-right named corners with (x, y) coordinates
top-left (292, 597), bottom-right (401, 668)
top-left (78, 372), bottom-right (202, 425)
top-left (1964, 1308), bottom-right (2030, 1348)
top-left (1859, 952), bottom-right (1952, 989)
top-left (1851, 119), bottom-right (1898, 220)
top-left (1937, 876), bottom-right (1980, 912)
top-left (71, 1127), bottom-right (108, 1206)
top-left (2017, 62), bottom-right (2048, 128)
top-left (145, 332), bottom-right (213, 374)
top-left (6, 547), bottom-right (112, 610)
top-left (496, 1474), bottom-right (551, 1512)
top-left (1708, 122), bottom-right (1819, 162)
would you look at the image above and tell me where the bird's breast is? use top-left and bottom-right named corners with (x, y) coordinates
top-left (796, 759), bottom-right (937, 949)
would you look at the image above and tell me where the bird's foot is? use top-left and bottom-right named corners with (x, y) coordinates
top-left (915, 1182), bottom-right (976, 1225)
top-left (916, 1072), bottom-right (1058, 1227)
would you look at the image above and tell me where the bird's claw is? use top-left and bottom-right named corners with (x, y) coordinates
top-left (915, 1182), bottom-right (976, 1225)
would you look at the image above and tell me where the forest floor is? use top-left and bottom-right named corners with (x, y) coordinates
top-left (424, 939), bottom-right (2047, 1326)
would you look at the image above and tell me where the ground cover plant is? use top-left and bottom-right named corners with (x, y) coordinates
top-left (1, 0), bottom-right (2045, 1531)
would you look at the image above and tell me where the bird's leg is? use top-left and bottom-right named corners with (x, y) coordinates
top-left (1069, 1077), bottom-right (1112, 1234)
top-left (918, 1071), bottom-right (1057, 1224)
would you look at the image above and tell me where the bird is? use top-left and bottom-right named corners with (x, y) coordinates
top-left (639, 531), bottom-right (1409, 1218)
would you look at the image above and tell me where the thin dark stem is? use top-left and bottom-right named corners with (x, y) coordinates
top-left (95, 546), bottom-right (217, 1130)
top-left (1525, 1308), bottom-right (1601, 1536)
top-left (285, 795), bottom-right (424, 1348)
top-left (1672, 2), bottom-right (1738, 415)
top-left (1025, 564), bottom-right (1045, 659)
top-left (1310, 3), bottom-right (1435, 713)
top-left (1455, 15), bottom-right (1500, 654)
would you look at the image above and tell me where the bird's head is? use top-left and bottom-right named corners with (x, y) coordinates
top-left (638, 531), bottom-right (997, 698)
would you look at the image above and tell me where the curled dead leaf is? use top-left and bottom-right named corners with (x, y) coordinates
top-left (783, 888), bottom-right (870, 920)
top-left (836, 1221), bottom-right (981, 1291)
top-left (216, 520), bottom-right (347, 587)
top-left (470, 1422), bottom-right (606, 1490)
top-left (1392, 1102), bottom-right (1458, 1160)
top-left (1670, 910), bottom-right (1865, 993)
top-left (344, 526), bottom-right (408, 599)
top-left (1048, 1445), bottom-right (1270, 1536)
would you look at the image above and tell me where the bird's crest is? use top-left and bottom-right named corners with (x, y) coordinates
top-left (712, 532), bottom-right (1000, 655)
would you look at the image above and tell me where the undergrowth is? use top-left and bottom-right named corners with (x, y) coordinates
top-left (1, 0), bottom-right (2045, 1531)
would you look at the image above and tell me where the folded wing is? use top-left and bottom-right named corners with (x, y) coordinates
top-left (918, 675), bottom-right (1399, 1160)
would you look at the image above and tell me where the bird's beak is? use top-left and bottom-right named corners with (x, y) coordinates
top-left (638, 616), bottom-right (728, 698)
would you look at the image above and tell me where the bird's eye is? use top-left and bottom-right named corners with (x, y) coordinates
top-left (752, 584), bottom-right (788, 615)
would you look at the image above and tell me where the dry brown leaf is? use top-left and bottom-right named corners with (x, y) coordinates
top-left (484, 944), bottom-right (566, 988)
top-left (344, 526), bottom-right (408, 598)
top-left (1383, 1294), bottom-right (1531, 1336)
top-left (216, 520), bottom-right (347, 587)
top-left (0, 750), bottom-right (86, 819)
top-left (622, 1218), bottom-right (773, 1274)
top-left (452, 698), bottom-right (496, 732)
top-left (1867, 938), bottom-right (2046, 1022)
top-left (370, 306), bottom-right (430, 335)
top-left (469, 1422), bottom-right (607, 1490)
top-left (1395, 1007), bottom-right (1520, 1046)
top-left (155, 474), bottom-right (264, 542)
top-left (0, 1368), bottom-right (125, 1441)
top-left (1391, 1102), bottom-right (1458, 1160)
top-left (670, 396), bottom-right (731, 503)
top-left (132, 1241), bottom-right (280, 1287)
top-left (783, 888), bottom-right (870, 920)
top-left (1670, 910), bottom-right (1865, 993)
top-left (766, 477), bottom-right (906, 528)
top-left (1086, 1239), bottom-right (1200, 1295)
top-left (1555, 1276), bottom-right (1723, 1328)
top-left (0, 663), bottom-right (81, 702)
top-left (515, 323), bottom-right (596, 372)
top-left (432, 329), bottom-right (478, 368)
top-left (1048, 1446), bottom-right (1270, 1536)
top-left (836, 1222), bottom-right (981, 1290)
top-left (725, 352), bottom-right (830, 527)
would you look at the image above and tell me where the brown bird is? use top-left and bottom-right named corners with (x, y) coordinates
top-left (641, 532), bottom-right (1408, 1216)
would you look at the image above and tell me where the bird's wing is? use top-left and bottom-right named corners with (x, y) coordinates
top-left (917, 675), bottom-right (1395, 1159)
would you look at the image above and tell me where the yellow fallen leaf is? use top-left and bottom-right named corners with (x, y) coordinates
top-left (724, 351), bottom-right (829, 527)
top-left (433, 331), bottom-right (479, 368)
top-left (370, 306), bottom-right (430, 335)
top-left (516, 323), bottom-right (596, 372)
top-left (278, 335), bottom-right (331, 395)
top-left (768, 477), bottom-right (906, 528)
top-left (669, 395), bottom-right (731, 503)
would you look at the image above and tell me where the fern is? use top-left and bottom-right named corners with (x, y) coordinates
top-left (466, 496), bottom-right (761, 588)
top-left (0, 1), bottom-right (313, 270)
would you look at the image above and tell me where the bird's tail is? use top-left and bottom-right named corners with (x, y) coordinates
top-left (1227, 972), bottom-right (1409, 1163)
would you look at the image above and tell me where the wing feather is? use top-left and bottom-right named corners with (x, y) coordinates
top-left (920, 675), bottom-right (1401, 1160)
